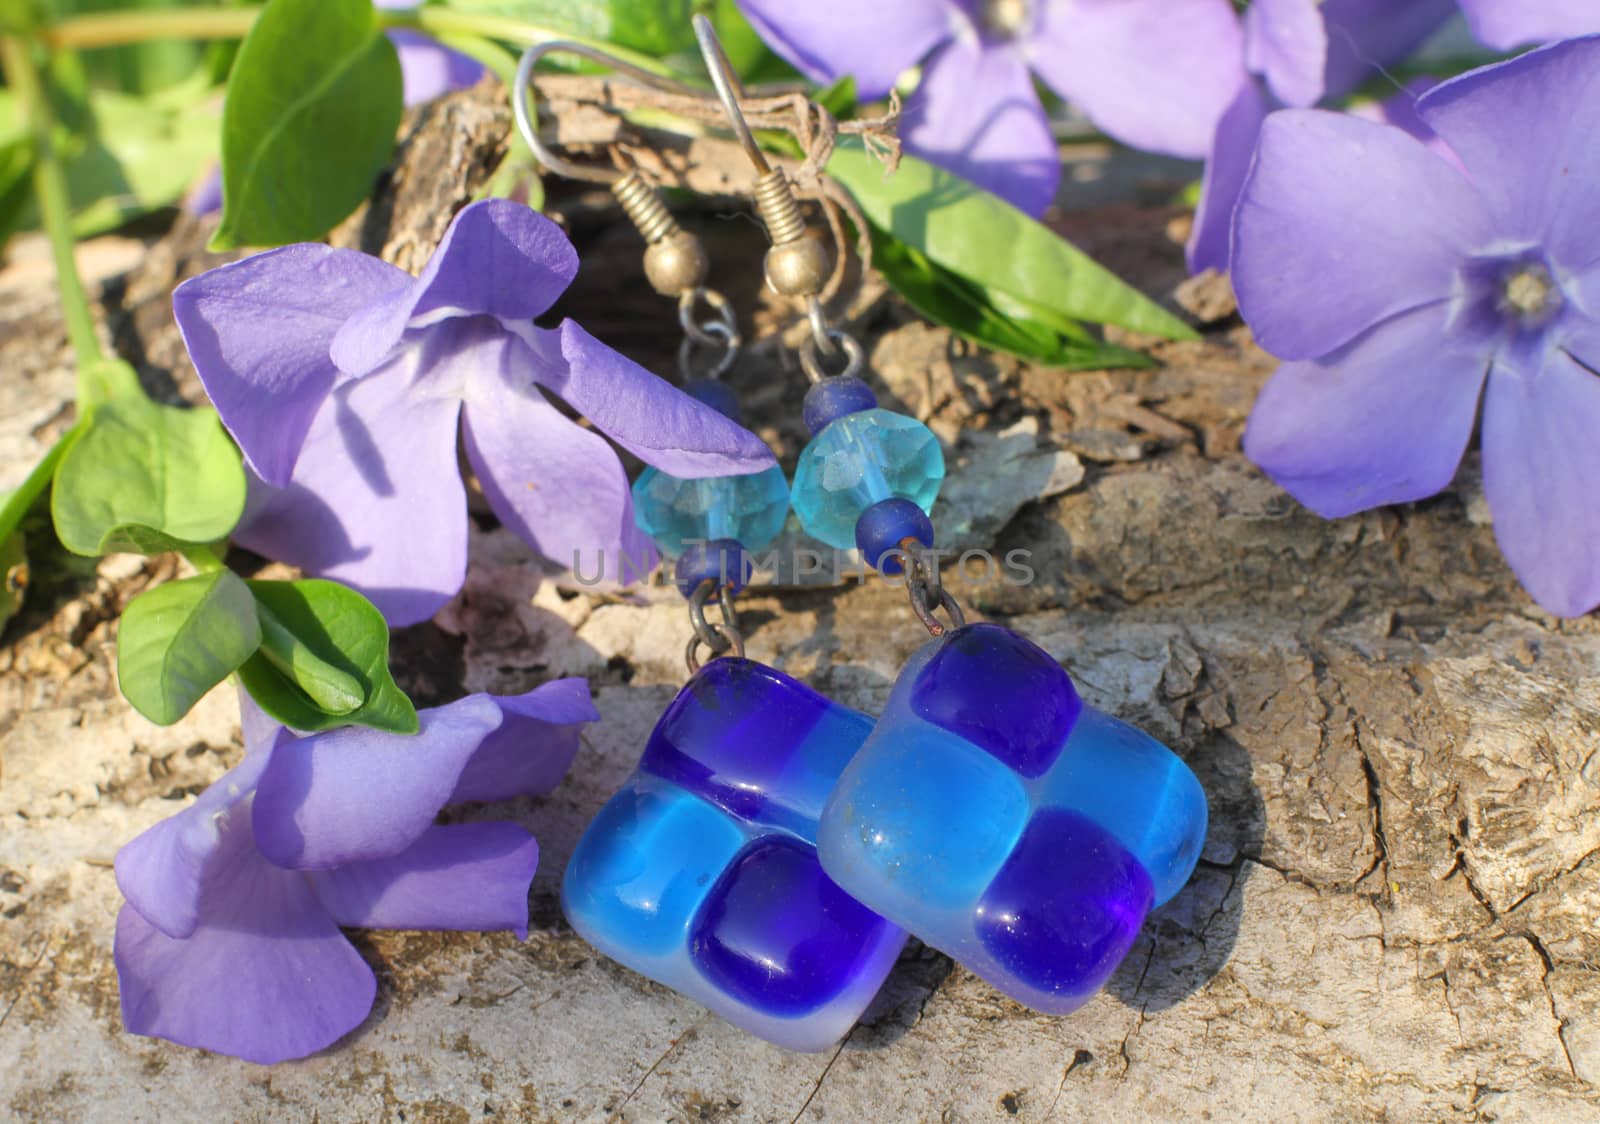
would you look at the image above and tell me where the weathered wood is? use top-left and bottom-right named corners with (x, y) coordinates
top-left (1, 83), bottom-right (1597, 1122)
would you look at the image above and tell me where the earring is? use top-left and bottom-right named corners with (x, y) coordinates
top-left (515, 40), bottom-right (908, 1052)
top-left (678, 18), bottom-right (1211, 1013)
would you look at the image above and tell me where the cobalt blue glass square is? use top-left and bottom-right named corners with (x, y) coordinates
top-left (818, 624), bottom-right (1207, 1016)
top-left (564, 658), bottom-right (905, 1051)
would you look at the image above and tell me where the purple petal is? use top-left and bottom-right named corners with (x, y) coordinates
top-left (251, 695), bottom-right (507, 869)
top-left (115, 810), bottom-right (376, 1065)
top-left (1482, 341), bottom-right (1600, 617)
top-left (114, 752), bottom-right (272, 940)
top-left (1030, 0), bottom-right (1245, 160)
top-left (900, 38), bottom-right (1059, 217)
top-left (1232, 110), bottom-right (1494, 360)
top-left (173, 245), bottom-right (409, 486)
top-left (531, 320), bottom-right (776, 477)
top-left (330, 200), bottom-right (579, 377)
top-left (458, 334), bottom-right (657, 584)
top-left (1458, 0), bottom-right (1599, 51)
top-left (1320, 0), bottom-right (1456, 98)
top-left (232, 350), bottom-right (467, 627)
top-left (388, 30), bottom-right (486, 106)
top-left (1417, 37), bottom-right (1600, 262)
top-left (239, 690), bottom-right (291, 757)
top-left (1244, 0), bottom-right (1327, 108)
top-left (449, 678), bottom-right (597, 804)
top-left (308, 823), bottom-right (538, 937)
top-left (1186, 78), bottom-right (1269, 275)
top-left (183, 166), bottom-right (223, 218)
top-left (1243, 305), bottom-right (1489, 518)
top-left (736, 0), bottom-right (952, 98)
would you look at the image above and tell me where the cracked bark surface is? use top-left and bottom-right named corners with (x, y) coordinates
top-left (2, 85), bottom-right (1599, 1122)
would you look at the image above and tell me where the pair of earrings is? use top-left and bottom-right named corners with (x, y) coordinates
top-left (516, 20), bottom-right (1210, 1051)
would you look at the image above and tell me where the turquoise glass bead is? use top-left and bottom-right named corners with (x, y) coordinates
top-left (791, 408), bottom-right (944, 550)
top-left (632, 464), bottom-right (790, 556)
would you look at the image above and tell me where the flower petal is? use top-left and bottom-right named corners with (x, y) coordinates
top-left (231, 348), bottom-right (467, 627)
top-left (308, 823), bottom-right (539, 938)
top-left (1232, 109), bottom-right (1494, 360)
top-left (449, 678), bottom-right (597, 804)
top-left (736, 0), bottom-right (952, 98)
top-left (460, 342), bottom-right (657, 584)
top-left (1244, 0), bottom-right (1326, 108)
top-left (1482, 342), bottom-right (1600, 617)
top-left (1187, 78), bottom-right (1269, 275)
top-left (173, 245), bottom-right (409, 486)
top-left (1457, 0), bottom-right (1599, 51)
top-left (899, 38), bottom-right (1059, 217)
top-left (1417, 36), bottom-right (1600, 264)
top-left (1030, 0), bottom-right (1245, 160)
top-left (115, 811), bottom-right (376, 1065)
top-left (251, 695), bottom-right (507, 869)
top-left (1320, 0), bottom-right (1456, 99)
top-left (1243, 305), bottom-right (1490, 518)
top-left (330, 199), bottom-right (579, 377)
top-left (114, 752), bottom-right (273, 940)
top-left (530, 320), bottom-right (776, 477)
top-left (387, 29), bottom-right (485, 106)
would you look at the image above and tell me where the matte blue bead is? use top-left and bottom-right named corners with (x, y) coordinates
top-left (803, 376), bottom-right (878, 434)
top-left (911, 622), bottom-right (1081, 779)
top-left (854, 497), bottom-right (934, 575)
top-left (684, 378), bottom-right (741, 421)
top-left (975, 808), bottom-right (1153, 1004)
top-left (674, 539), bottom-right (752, 599)
top-left (564, 658), bottom-right (906, 1050)
top-left (816, 623), bottom-right (1207, 1016)
top-left (791, 408), bottom-right (944, 550)
top-left (690, 837), bottom-right (896, 1017)
top-left (632, 464), bottom-right (789, 556)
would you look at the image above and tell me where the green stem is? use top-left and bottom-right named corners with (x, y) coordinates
top-left (44, 5), bottom-right (680, 80)
top-left (0, 34), bottom-right (106, 393)
top-left (0, 421), bottom-right (82, 546)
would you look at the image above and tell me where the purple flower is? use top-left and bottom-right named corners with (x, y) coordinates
top-left (174, 199), bottom-right (774, 625)
top-left (114, 680), bottom-right (597, 1063)
top-left (738, 0), bottom-right (1245, 216)
top-left (1458, 0), bottom-right (1598, 50)
top-left (1187, 0), bottom-right (1455, 272)
top-left (1233, 37), bottom-right (1600, 617)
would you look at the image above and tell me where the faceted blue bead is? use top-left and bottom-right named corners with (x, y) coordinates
top-left (632, 464), bottom-right (790, 556)
top-left (791, 408), bottom-right (944, 550)
top-left (854, 497), bottom-right (934, 575)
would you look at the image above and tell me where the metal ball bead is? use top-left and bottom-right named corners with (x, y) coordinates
top-left (764, 237), bottom-right (831, 298)
top-left (643, 233), bottom-right (709, 296)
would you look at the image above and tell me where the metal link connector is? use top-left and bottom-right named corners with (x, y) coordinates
top-left (686, 579), bottom-right (746, 673)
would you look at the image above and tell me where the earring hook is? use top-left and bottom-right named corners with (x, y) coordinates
top-left (691, 14), bottom-right (771, 178)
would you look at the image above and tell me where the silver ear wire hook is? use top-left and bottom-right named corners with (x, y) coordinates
top-left (691, 15), bottom-right (771, 178)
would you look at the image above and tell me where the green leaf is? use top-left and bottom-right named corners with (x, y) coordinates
top-left (0, 528), bottom-right (26, 633)
top-left (117, 569), bottom-right (262, 725)
top-left (51, 397), bottom-right (246, 557)
top-left (828, 141), bottom-right (1198, 344)
top-left (237, 579), bottom-right (418, 734)
top-left (214, 0), bottom-right (402, 248)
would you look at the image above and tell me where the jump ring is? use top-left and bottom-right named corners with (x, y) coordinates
top-left (799, 329), bottom-right (863, 384)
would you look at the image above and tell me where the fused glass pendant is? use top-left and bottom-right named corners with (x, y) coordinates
top-left (632, 464), bottom-right (790, 556)
top-left (816, 623), bottom-right (1207, 1015)
top-left (791, 408), bottom-right (944, 550)
top-left (563, 658), bottom-right (907, 1050)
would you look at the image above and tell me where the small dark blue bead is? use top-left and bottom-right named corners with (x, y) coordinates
top-left (684, 379), bottom-right (741, 422)
top-left (674, 538), bottom-right (752, 598)
top-left (802, 376), bottom-right (878, 435)
top-left (854, 497), bottom-right (934, 575)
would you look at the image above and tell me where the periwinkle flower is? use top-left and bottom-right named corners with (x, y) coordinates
top-left (1233, 37), bottom-right (1600, 617)
top-left (114, 681), bottom-right (597, 1063)
top-left (1187, 0), bottom-right (1455, 272)
top-left (1457, 0), bottom-right (1599, 50)
top-left (174, 199), bottom-right (774, 625)
top-left (738, 0), bottom-right (1245, 216)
